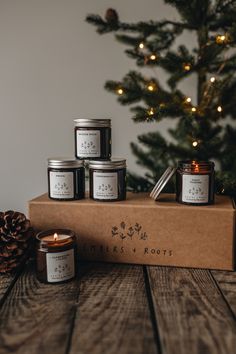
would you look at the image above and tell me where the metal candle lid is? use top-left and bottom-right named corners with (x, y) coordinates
top-left (48, 157), bottom-right (84, 169)
top-left (150, 167), bottom-right (176, 200)
top-left (89, 158), bottom-right (126, 170)
top-left (74, 118), bottom-right (111, 128)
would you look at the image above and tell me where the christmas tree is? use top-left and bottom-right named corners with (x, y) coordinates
top-left (86, 0), bottom-right (236, 197)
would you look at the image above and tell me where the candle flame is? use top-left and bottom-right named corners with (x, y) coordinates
top-left (194, 163), bottom-right (199, 172)
top-left (54, 233), bottom-right (58, 241)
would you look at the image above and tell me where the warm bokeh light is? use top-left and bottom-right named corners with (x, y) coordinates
top-left (183, 64), bottom-right (191, 71)
top-left (150, 54), bottom-right (156, 60)
top-left (148, 108), bottom-right (154, 115)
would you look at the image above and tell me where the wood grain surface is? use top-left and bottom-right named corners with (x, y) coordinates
top-left (147, 267), bottom-right (236, 354)
top-left (0, 272), bottom-right (19, 307)
top-left (0, 261), bottom-right (80, 354)
top-left (212, 270), bottom-right (236, 316)
top-left (70, 263), bottom-right (158, 354)
top-left (0, 263), bottom-right (236, 354)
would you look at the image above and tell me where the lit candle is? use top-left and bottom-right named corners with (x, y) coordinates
top-left (36, 229), bottom-right (77, 283)
top-left (42, 233), bottom-right (71, 242)
top-left (176, 160), bottom-right (215, 205)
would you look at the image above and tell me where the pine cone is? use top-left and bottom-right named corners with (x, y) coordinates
top-left (105, 8), bottom-right (119, 25)
top-left (0, 210), bottom-right (33, 273)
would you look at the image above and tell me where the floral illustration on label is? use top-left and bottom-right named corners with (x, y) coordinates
top-left (50, 171), bottom-right (74, 199)
top-left (94, 172), bottom-right (118, 199)
top-left (76, 130), bottom-right (100, 157)
top-left (188, 186), bottom-right (204, 196)
top-left (54, 263), bottom-right (70, 274)
top-left (111, 222), bottom-right (148, 241)
top-left (182, 174), bottom-right (209, 203)
top-left (46, 249), bottom-right (75, 282)
top-left (80, 141), bottom-right (96, 150)
top-left (54, 182), bottom-right (69, 191)
top-left (98, 183), bottom-right (113, 192)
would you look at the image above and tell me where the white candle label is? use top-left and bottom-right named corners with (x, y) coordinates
top-left (93, 172), bottom-right (118, 199)
top-left (76, 130), bottom-right (100, 157)
top-left (182, 174), bottom-right (209, 203)
top-left (50, 171), bottom-right (74, 199)
top-left (46, 249), bottom-right (75, 282)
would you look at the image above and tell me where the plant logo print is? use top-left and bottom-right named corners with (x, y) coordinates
top-left (111, 222), bottom-right (148, 240)
top-left (80, 141), bottom-right (96, 150)
top-left (54, 182), bottom-right (69, 191)
top-left (188, 186), bottom-right (204, 196)
top-left (54, 264), bottom-right (71, 274)
top-left (98, 183), bottom-right (113, 192)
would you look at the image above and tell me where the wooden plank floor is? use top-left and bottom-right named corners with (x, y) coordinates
top-left (0, 261), bottom-right (236, 354)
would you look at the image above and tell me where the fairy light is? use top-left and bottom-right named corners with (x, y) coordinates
top-left (147, 84), bottom-right (154, 91)
top-left (210, 76), bottom-right (216, 83)
top-left (216, 34), bottom-right (226, 44)
top-left (186, 97), bottom-right (191, 103)
top-left (148, 108), bottom-right (154, 115)
top-left (139, 42), bottom-right (145, 49)
top-left (183, 63), bottom-right (191, 71)
top-left (150, 54), bottom-right (156, 61)
top-left (192, 141), bottom-right (198, 147)
top-left (191, 107), bottom-right (197, 112)
top-left (217, 105), bottom-right (222, 112)
top-left (117, 88), bottom-right (124, 95)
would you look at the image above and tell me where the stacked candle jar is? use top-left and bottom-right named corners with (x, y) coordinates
top-left (47, 118), bottom-right (127, 202)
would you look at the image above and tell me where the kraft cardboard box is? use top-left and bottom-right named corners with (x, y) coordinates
top-left (28, 193), bottom-right (235, 270)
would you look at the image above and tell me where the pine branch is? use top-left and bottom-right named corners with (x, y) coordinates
top-left (87, 1), bottom-right (236, 196)
top-left (126, 172), bottom-right (153, 192)
top-left (165, 0), bottom-right (211, 27)
top-left (215, 171), bottom-right (236, 198)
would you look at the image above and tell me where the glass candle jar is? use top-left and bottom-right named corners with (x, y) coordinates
top-left (176, 160), bottom-right (215, 205)
top-left (48, 158), bottom-right (85, 201)
top-left (36, 229), bottom-right (77, 283)
top-left (74, 118), bottom-right (111, 160)
top-left (89, 158), bottom-right (126, 201)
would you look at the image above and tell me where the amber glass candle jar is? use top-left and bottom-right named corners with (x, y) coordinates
top-left (48, 158), bottom-right (85, 201)
top-left (89, 158), bottom-right (126, 201)
top-left (176, 160), bottom-right (215, 205)
top-left (36, 229), bottom-right (77, 283)
top-left (74, 118), bottom-right (111, 160)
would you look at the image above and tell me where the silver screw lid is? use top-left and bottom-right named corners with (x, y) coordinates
top-left (74, 118), bottom-right (111, 128)
top-left (89, 158), bottom-right (126, 170)
top-left (48, 157), bottom-right (84, 169)
top-left (150, 167), bottom-right (176, 200)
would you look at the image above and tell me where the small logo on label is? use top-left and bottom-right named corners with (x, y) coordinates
top-left (111, 222), bottom-right (148, 241)
top-left (80, 141), bottom-right (96, 150)
top-left (188, 186), bottom-right (204, 196)
top-left (99, 184), bottom-right (113, 192)
top-left (54, 182), bottom-right (69, 191)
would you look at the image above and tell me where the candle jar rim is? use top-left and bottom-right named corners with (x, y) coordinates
top-left (74, 118), bottom-right (111, 128)
top-left (48, 158), bottom-right (84, 169)
top-left (36, 229), bottom-right (76, 244)
top-left (89, 158), bottom-right (126, 170)
top-left (178, 160), bottom-right (215, 170)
